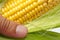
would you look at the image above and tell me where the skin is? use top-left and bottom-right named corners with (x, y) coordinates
top-left (0, 15), bottom-right (28, 38)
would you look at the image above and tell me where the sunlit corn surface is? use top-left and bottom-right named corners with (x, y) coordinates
top-left (1, 0), bottom-right (60, 24)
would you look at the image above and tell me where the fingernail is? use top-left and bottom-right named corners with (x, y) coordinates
top-left (16, 25), bottom-right (28, 38)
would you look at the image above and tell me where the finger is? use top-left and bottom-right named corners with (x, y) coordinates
top-left (0, 15), bottom-right (28, 38)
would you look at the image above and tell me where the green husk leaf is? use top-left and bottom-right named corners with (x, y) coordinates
top-left (0, 31), bottom-right (60, 40)
top-left (25, 4), bottom-right (60, 32)
top-left (25, 31), bottom-right (60, 40)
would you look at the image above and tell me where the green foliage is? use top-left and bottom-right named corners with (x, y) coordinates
top-left (0, 0), bottom-right (2, 3)
top-left (25, 31), bottom-right (60, 40)
top-left (0, 31), bottom-right (60, 40)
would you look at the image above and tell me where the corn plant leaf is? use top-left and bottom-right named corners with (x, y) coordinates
top-left (24, 31), bottom-right (60, 40)
top-left (0, 31), bottom-right (60, 40)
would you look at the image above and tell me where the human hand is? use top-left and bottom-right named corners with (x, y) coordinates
top-left (0, 15), bottom-right (28, 38)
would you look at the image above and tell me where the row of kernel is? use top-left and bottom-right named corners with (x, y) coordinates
top-left (8, 2), bottom-right (39, 21)
top-left (2, 0), bottom-right (26, 13)
top-left (7, 0), bottom-right (48, 21)
top-left (2, 0), bottom-right (37, 18)
top-left (15, 3), bottom-right (48, 24)
top-left (2, 0), bottom-right (16, 13)
top-left (2, 0), bottom-right (60, 24)
top-left (15, 0), bottom-right (59, 24)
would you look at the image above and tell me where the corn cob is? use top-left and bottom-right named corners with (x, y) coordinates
top-left (1, 0), bottom-right (60, 24)
top-left (2, 0), bottom-right (26, 13)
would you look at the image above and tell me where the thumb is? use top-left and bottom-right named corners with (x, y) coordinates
top-left (0, 15), bottom-right (28, 38)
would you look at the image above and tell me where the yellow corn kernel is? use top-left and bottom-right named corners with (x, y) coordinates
top-left (2, 0), bottom-right (37, 18)
top-left (7, 1), bottom-right (47, 20)
top-left (2, 0), bottom-right (60, 24)
top-left (2, 0), bottom-right (26, 14)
